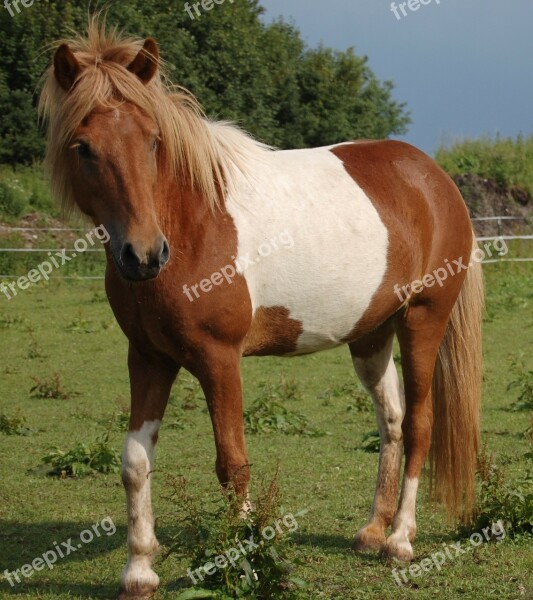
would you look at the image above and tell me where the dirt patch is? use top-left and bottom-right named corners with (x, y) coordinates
top-left (0, 212), bottom-right (87, 248)
top-left (453, 174), bottom-right (531, 237)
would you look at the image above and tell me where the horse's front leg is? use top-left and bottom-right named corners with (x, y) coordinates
top-left (118, 345), bottom-right (178, 600)
top-left (197, 347), bottom-right (250, 503)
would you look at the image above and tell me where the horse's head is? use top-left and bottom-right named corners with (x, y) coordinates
top-left (51, 39), bottom-right (170, 282)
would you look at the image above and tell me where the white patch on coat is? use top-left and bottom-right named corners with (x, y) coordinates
top-left (120, 420), bottom-right (161, 592)
top-left (226, 145), bottom-right (389, 354)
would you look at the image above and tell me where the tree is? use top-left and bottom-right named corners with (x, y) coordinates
top-left (0, 0), bottom-right (410, 165)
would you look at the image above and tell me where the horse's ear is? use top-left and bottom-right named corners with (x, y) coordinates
top-left (127, 38), bottom-right (159, 85)
top-left (54, 44), bottom-right (81, 92)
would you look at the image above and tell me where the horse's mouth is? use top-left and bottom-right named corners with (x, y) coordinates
top-left (111, 252), bottom-right (164, 282)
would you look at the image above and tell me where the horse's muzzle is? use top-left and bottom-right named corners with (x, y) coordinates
top-left (115, 235), bottom-right (170, 282)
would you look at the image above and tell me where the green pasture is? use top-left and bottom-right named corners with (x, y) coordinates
top-left (0, 263), bottom-right (531, 599)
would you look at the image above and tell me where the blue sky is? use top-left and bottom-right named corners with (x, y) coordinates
top-left (259, 0), bottom-right (533, 155)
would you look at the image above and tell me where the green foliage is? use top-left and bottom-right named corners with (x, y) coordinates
top-left (0, 0), bottom-right (409, 174)
top-left (27, 331), bottom-right (46, 359)
top-left (508, 361), bottom-right (533, 412)
top-left (435, 134), bottom-right (533, 197)
top-left (274, 376), bottom-right (302, 402)
top-left (41, 431), bottom-right (121, 478)
top-left (0, 410), bottom-right (34, 435)
top-left (64, 312), bottom-right (97, 333)
top-left (101, 407), bottom-right (130, 432)
top-left (165, 474), bottom-right (305, 599)
top-left (361, 430), bottom-right (381, 453)
top-left (0, 179), bottom-right (27, 217)
top-left (466, 446), bottom-right (533, 538)
top-left (319, 380), bottom-right (371, 411)
top-left (0, 165), bottom-right (56, 219)
top-left (244, 381), bottom-right (326, 437)
top-left (30, 372), bottom-right (76, 400)
top-left (177, 376), bottom-right (206, 411)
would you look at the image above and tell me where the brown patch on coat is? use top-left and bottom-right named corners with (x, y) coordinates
top-left (242, 306), bottom-right (303, 356)
top-left (331, 141), bottom-right (472, 344)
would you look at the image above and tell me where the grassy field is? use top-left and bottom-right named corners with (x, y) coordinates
top-left (0, 263), bottom-right (532, 599)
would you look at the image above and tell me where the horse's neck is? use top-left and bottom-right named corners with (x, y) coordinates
top-left (159, 170), bottom-right (222, 245)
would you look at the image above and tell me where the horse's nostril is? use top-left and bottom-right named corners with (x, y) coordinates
top-left (160, 239), bottom-right (170, 266)
top-left (120, 242), bottom-right (142, 269)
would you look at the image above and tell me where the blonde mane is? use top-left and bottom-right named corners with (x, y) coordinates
top-left (39, 18), bottom-right (270, 213)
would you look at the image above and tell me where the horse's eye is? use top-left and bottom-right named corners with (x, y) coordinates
top-left (74, 142), bottom-right (92, 159)
top-left (151, 137), bottom-right (160, 153)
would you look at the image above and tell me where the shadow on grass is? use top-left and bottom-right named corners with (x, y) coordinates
top-left (0, 520), bottom-right (126, 597)
top-left (0, 581), bottom-right (118, 598)
top-left (291, 528), bottom-right (464, 562)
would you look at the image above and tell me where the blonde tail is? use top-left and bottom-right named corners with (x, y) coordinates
top-left (430, 242), bottom-right (484, 519)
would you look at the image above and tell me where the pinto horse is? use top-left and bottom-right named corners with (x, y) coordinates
top-left (40, 23), bottom-right (483, 600)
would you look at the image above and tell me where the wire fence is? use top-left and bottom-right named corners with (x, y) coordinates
top-left (0, 217), bottom-right (531, 279)
top-left (472, 216), bottom-right (533, 263)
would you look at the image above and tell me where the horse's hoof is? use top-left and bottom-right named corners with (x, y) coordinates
top-left (382, 537), bottom-right (414, 562)
top-left (117, 585), bottom-right (158, 600)
top-left (352, 525), bottom-right (386, 553)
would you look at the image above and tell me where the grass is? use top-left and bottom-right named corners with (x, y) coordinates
top-left (244, 381), bottom-right (328, 437)
top-left (0, 165), bottom-right (57, 221)
top-left (0, 264), bottom-right (532, 599)
top-left (435, 134), bottom-right (533, 197)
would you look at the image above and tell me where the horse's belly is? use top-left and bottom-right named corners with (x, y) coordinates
top-left (229, 147), bottom-right (389, 356)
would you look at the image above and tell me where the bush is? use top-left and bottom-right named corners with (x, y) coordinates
top-left (0, 165), bottom-right (56, 219)
top-left (30, 373), bottom-right (76, 400)
top-left (0, 411), bottom-right (35, 436)
top-left (464, 445), bottom-right (533, 538)
top-left (164, 473), bottom-right (306, 599)
top-left (435, 134), bottom-right (533, 198)
top-left (508, 361), bottom-right (533, 412)
top-left (41, 431), bottom-right (121, 478)
top-left (0, 180), bottom-right (27, 217)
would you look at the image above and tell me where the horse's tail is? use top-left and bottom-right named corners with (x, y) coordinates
top-left (430, 239), bottom-right (484, 519)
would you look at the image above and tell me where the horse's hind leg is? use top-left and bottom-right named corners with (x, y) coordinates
top-left (349, 325), bottom-right (405, 553)
top-left (383, 304), bottom-right (449, 561)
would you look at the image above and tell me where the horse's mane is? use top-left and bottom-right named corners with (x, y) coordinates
top-left (39, 17), bottom-right (270, 213)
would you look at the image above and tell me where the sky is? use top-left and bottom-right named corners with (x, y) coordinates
top-left (259, 0), bottom-right (533, 155)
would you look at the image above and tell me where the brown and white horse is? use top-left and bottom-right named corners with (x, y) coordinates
top-left (40, 23), bottom-right (484, 600)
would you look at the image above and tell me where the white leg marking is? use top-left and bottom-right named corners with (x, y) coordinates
top-left (120, 420), bottom-right (161, 593)
top-left (386, 476), bottom-right (419, 560)
top-left (353, 343), bottom-right (405, 527)
top-left (240, 494), bottom-right (253, 519)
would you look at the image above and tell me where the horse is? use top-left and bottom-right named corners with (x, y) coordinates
top-left (39, 21), bottom-right (484, 600)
